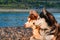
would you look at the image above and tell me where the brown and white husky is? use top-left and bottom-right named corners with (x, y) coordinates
top-left (24, 10), bottom-right (55, 40)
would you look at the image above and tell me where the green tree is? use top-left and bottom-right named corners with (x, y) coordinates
top-left (0, 0), bottom-right (5, 4)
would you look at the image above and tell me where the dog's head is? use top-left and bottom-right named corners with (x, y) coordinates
top-left (24, 10), bottom-right (40, 28)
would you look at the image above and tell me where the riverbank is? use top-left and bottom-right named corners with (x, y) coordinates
top-left (0, 8), bottom-right (60, 13)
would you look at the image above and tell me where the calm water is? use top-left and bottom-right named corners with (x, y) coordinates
top-left (0, 12), bottom-right (60, 27)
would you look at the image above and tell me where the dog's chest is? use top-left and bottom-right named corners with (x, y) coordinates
top-left (33, 29), bottom-right (39, 35)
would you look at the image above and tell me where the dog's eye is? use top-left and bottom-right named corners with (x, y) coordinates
top-left (33, 22), bottom-right (35, 25)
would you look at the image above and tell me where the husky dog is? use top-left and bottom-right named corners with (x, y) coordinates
top-left (24, 10), bottom-right (55, 40)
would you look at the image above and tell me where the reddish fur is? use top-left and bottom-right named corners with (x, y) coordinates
top-left (28, 14), bottom-right (38, 20)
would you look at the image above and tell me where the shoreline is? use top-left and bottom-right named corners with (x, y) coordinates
top-left (0, 8), bottom-right (60, 13)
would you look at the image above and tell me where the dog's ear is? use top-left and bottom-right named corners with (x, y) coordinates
top-left (29, 10), bottom-right (39, 19)
top-left (28, 14), bottom-right (38, 20)
top-left (42, 8), bottom-right (46, 15)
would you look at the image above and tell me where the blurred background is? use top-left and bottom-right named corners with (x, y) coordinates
top-left (0, 0), bottom-right (60, 27)
top-left (0, 0), bottom-right (60, 9)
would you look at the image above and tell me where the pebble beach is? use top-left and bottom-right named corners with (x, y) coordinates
top-left (0, 27), bottom-right (32, 40)
top-left (0, 26), bottom-right (60, 40)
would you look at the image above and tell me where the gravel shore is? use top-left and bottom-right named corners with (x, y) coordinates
top-left (0, 26), bottom-right (60, 40)
top-left (0, 27), bottom-right (32, 40)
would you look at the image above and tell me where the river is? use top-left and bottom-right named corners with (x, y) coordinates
top-left (0, 12), bottom-right (60, 27)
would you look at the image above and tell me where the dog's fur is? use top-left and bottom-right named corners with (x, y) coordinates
top-left (24, 10), bottom-right (51, 40)
top-left (56, 24), bottom-right (60, 40)
top-left (40, 8), bottom-right (58, 40)
top-left (24, 10), bottom-right (42, 40)
top-left (24, 10), bottom-right (56, 40)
